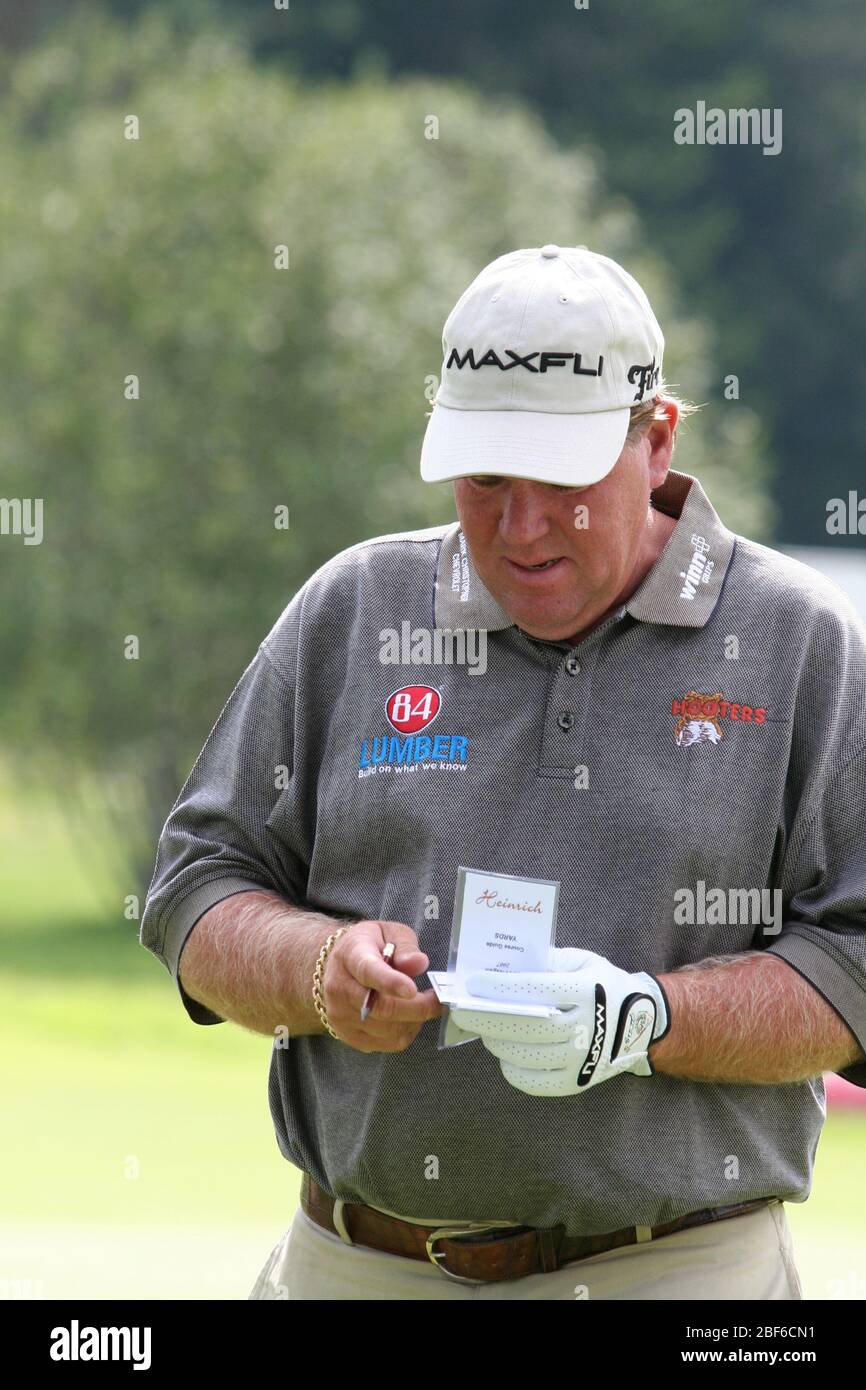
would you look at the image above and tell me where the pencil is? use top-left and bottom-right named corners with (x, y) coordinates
top-left (360, 941), bottom-right (396, 1020)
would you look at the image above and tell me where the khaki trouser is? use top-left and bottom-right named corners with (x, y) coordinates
top-left (248, 1198), bottom-right (804, 1300)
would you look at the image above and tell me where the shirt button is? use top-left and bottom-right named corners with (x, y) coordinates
top-left (565, 656), bottom-right (581, 675)
top-left (557, 711), bottom-right (574, 730)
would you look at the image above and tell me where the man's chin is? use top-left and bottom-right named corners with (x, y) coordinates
top-left (478, 567), bottom-right (598, 642)
top-left (496, 593), bottom-right (586, 643)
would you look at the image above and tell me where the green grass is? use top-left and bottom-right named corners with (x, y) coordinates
top-left (0, 771), bottom-right (295, 1298)
top-left (1, 767), bottom-right (865, 1298)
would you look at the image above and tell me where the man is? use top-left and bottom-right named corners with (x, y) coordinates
top-left (140, 244), bottom-right (866, 1301)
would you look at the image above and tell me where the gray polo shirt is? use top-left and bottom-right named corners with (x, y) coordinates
top-left (140, 468), bottom-right (866, 1235)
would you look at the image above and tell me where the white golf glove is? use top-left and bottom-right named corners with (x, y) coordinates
top-left (448, 947), bottom-right (670, 1097)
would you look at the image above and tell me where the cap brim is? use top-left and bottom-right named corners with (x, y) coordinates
top-left (419, 405), bottom-right (630, 485)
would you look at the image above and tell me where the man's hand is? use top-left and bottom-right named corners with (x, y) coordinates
top-left (449, 947), bottom-right (670, 1096)
top-left (324, 920), bottom-right (445, 1053)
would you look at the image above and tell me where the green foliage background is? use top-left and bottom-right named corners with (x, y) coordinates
top-left (0, 8), bottom-right (771, 885)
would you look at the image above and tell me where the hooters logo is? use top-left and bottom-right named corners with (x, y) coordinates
top-left (385, 685), bottom-right (441, 734)
top-left (672, 692), bottom-right (767, 746)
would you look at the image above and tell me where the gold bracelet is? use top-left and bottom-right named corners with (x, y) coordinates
top-left (312, 927), bottom-right (348, 1039)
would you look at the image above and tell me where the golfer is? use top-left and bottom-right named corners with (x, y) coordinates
top-left (140, 245), bottom-right (866, 1300)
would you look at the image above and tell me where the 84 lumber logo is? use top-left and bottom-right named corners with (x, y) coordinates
top-left (359, 685), bottom-right (469, 775)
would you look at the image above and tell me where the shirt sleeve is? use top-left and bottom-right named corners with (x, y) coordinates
top-left (139, 633), bottom-right (306, 1026)
top-left (766, 746), bottom-right (866, 1087)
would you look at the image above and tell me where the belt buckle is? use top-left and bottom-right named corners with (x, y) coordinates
top-left (424, 1221), bottom-right (519, 1285)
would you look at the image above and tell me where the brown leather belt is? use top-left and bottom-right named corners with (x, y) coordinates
top-left (300, 1174), bottom-right (773, 1285)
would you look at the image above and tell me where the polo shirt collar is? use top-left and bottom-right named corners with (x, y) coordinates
top-left (433, 469), bottom-right (736, 632)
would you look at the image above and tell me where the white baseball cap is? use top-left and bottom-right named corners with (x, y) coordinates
top-left (419, 244), bottom-right (664, 486)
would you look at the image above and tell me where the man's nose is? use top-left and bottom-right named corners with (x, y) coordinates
top-left (497, 481), bottom-right (555, 540)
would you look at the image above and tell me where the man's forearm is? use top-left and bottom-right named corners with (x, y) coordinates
top-left (649, 950), bottom-right (866, 1083)
top-left (178, 889), bottom-right (353, 1038)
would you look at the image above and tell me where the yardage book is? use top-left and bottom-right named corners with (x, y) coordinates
top-left (432, 866), bottom-right (560, 1048)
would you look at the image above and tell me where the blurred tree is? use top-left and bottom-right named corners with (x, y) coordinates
top-left (159, 0), bottom-right (865, 548)
top-left (0, 7), bottom-right (769, 894)
top-left (2, 1), bottom-right (863, 544)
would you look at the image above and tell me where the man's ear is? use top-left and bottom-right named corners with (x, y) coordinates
top-left (646, 401), bottom-right (679, 489)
